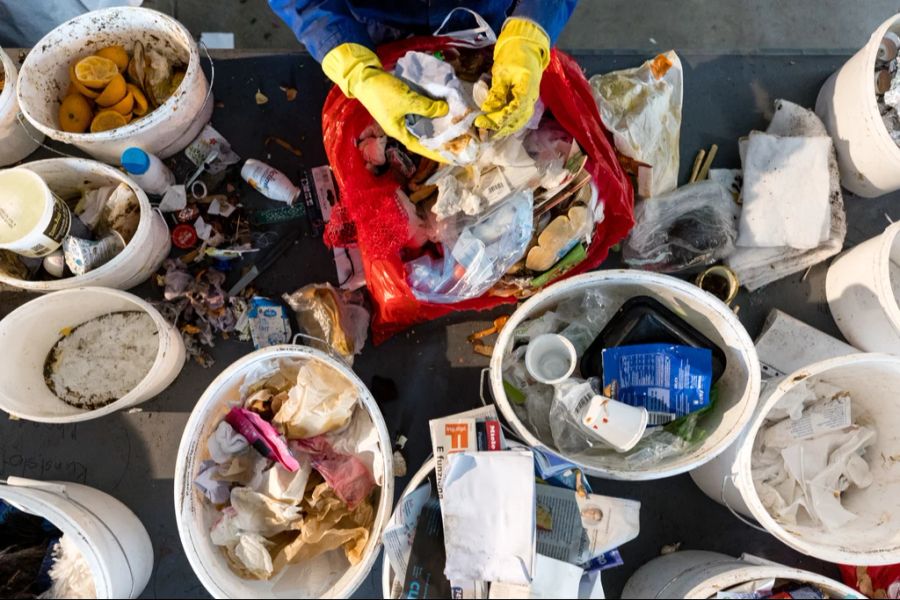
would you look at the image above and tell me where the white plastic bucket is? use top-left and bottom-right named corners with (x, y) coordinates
top-left (0, 46), bottom-right (43, 166)
top-left (0, 286), bottom-right (185, 422)
top-left (17, 7), bottom-right (214, 164)
top-left (694, 354), bottom-right (900, 565)
top-left (815, 14), bottom-right (900, 197)
top-left (174, 345), bottom-right (394, 599)
top-left (621, 550), bottom-right (863, 598)
top-left (489, 270), bottom-right (761, 481)
top-left (0, 158), bottom-right (170, 291)
top-left (825, 220), bottom-right (900, 353)
top-left (0, 476), bottom-right (154, 598)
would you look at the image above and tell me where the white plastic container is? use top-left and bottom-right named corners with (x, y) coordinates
top-left (174, 345), bottom-right (394, 599)
top-left (816, 14), bottom-right (900, 197)
top-left (0, 476), bottom-right (153, 598)
top-left (692, 354), bottom-right (900, 565)
top-left (621, 550), bottom-right (863, 598)
top-left (825, 220), bottom-right (900, 353)
top-left (0, 287), bottom-right (185, 423)
top-left (241, 159), bottom-right (301, 205)
top-left (121, 147), bottom-right (176, 195)
top-left (0, 46), bottom-right (43, 166)
top-left (0, 158), bottom-right (170, 291)
top-left (489, 270), bottom-right (761, 481)
top-left (17, 7), bottom-right (214, 164)
top-left (525, 333), bottom-right (577, 384)
top-left (0, 168), bottom-right (72, 257)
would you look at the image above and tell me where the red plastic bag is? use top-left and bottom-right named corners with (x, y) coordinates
top-left (322, 36), bottom-right (634, 343)
top-left (840, 564), bottom-right (900, 598)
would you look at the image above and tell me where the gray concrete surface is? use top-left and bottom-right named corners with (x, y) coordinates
top-left (143, 0), bottom-right (900, 53)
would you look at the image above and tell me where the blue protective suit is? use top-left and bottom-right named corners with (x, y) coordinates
top-left (268, 0), bottom-right (578, 61)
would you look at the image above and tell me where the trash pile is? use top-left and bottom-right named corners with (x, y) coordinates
top-left (384, 406), bottom-right (638, 599)
top-left (715, 577), bottom-right (831, 599)
top-left (60, 43), bottom-right (183, 134)
top-left (194, 357), bottom-right (382, 581)
top-left (503, 291), bottom-right (725, 467)
top-left (0, 170), bottom-right (139, 281)
top-left (752, 380), bottom-right (876, 531)
top-left (44, 310), bottom-right (158, 410)
top-left (0, 500), bottom-right (95, 598)
top-left (354, 48), bottom-right (604, 304)
top-left (876, 30), bottom-right (900, 146)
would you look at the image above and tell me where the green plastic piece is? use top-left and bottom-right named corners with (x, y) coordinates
top-left (530, 243), bottom-right (587, 289)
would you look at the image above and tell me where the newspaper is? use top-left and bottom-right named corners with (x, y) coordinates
top-left (383, 482), bottom-right (432, 579)
top-left (429, 405), bottom-right (504, 500)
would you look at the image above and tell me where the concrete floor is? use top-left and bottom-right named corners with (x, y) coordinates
top-left (141, 0), bottom-right (900, 53)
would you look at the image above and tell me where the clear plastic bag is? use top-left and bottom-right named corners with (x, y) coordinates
top-left (624, 179), bottom-right (739, 273)
top-left (406, 190), bottom-right (534, 303)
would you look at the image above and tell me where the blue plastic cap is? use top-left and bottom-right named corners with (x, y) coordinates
top-left (121, 147), bottom-right (151, 175)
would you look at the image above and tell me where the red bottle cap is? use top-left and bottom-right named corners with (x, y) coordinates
top-left (172, 224), bottom-right (198, 249)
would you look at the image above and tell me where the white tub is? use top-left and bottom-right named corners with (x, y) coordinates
top-left (0, 46), bottom-right (43, 166)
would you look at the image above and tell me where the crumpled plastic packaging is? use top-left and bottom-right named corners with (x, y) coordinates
top-left (590, 51), bottom-right (683, 198)
top-left (291, 436), bottom-right (376, 510)
top-left (283, 283), bottom-right (370, 364)
top-left (210, 507), bottom-right (277, 580)
top-left (406, 189), bottom-right (534, 303)
top-left (253, 457), bottom-right (312, 504)
top-left (273, 360), bottom-right (358, 439)
top-left (395, 51), bottom-right (481, 165)
top-left (229, 486), bottom-right (303, 537)
top-left (208, 421), bottom-right (250, 463)
top-left (74, 182), bottom-right (140, 243)
top-left (623, 179), bottom-right (739, 273)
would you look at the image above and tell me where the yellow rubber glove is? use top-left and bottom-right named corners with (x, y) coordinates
top-left (475, 18), bottom-right (551, 138)
top-left (322, 43), bottom-right (450, 163)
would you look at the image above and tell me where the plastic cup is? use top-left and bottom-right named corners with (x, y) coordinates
top-left (581, 395), bottom-right (649, 452)
top-left (525, 333), bottom-right (577, 384)
top-left (63, 231), bottom-right (126, 276)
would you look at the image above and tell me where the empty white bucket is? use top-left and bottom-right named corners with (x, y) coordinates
top-left (489, 270), bottom-right (761, 481)
top-left (0, 286), bottom-right (185, 423)
top-left (825, 221), bottom-right (900, 353)
top-left (816, 14), bottom-right (900, 197)
top-left (174, 345), bottom-right (394, 599)
top-left (0, 476), bottom-right (154, 598)
top-left (0, 158), bottom-right (170, 291)
top-left (694, 354), bottom-right (900, 565)
top-left (17, 7), bottom-right (213, 164)
top-left (0, 46), bottom-right (43, 166)
top-left (621, 550), bottom-right (863, 598)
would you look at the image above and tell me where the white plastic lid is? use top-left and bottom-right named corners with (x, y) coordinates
top-left (0, 169), bottom-right (51, 244)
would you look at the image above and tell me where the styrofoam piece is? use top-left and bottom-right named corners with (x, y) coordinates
top-left (525, 333), bottom-right (577, 384)
top-left (0, 158), bottom-right (170, 291)
top-left (826, 220), bottom-right (900, 354)
top-left (17, 7), bottom-right (213, 164)
top-left (0, 477), bottom-right (153, 598)
top-left (174, 345), bottom-right (394, 599)
top-left (815, 14), bottom-right (900, 197)
top-left (0, 46), bottom-right (43, 166)
top-left (489, 270), bottom-right (761, 481)
top-left (0, 287), bottom-right (185, 422)
top-left (621, 550), bottom-right (863, 598)
top-left (696, 354), bottom-right (900, 565)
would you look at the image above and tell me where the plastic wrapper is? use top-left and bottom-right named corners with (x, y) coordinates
top-left (839, 564), bottom-right (900, 599)
top-left (405, 190), bottom-right (534, 303)
top-left (273, 360), bottom-right (358, 439)
top-left (623, 179), bottom-right (739, 273)
top-left (321, 36), bottom-right (634, 342)
top-left (590, 51), bottom-right (683, 198)
top-left (283, 283), bottom-right (369, 363)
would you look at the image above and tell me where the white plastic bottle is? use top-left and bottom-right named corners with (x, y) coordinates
top-left (121, 147), bottom-right (176, 195)
top-left (240, 159), bottom-right (301, 205)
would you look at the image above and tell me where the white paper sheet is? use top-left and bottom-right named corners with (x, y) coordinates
top-left (488, 555), bottom-right (584, 599)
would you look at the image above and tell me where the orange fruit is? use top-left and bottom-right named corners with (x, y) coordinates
top-left (90, 110), bottom-right (127, 133)
top-left (68, 64), bottom-right (99, 99)
top-left (59, 94), bottom-right (93, 133)
top-left (74, 56), bottom-right (119, 89)
top-left (95, 74), bottom-right (127, 107)
top-left (95, 46), bottom-right (130, 71)
top-left (109, 90), bottom-right (134, 115)
top-left (127, 83), bottom-right (149, 116)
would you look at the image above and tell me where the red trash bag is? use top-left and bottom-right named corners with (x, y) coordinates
top-left (839, 564), bottom-right (900, 598)
top-left (322, 36), bottom-right (634, 343)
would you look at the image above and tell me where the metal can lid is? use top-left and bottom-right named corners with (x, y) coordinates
top-left (172, 224), bottom-right (198, 249)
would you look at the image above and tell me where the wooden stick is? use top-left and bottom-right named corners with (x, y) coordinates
top-left (689, 149), bottom-right (706, 183)
top-left (697, 144), bottom-right (719, 181)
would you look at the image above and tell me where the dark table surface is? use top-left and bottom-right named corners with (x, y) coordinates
top-left (2, 49), bottom-right (895, 599)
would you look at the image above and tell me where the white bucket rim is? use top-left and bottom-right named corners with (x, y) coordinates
top-left (0, 286), bottom-right (177, 423)
top-left (489, 270), bottom-right (761, 481)
top-left (853, 14), bottom-right (900, 166)
top-left (872, 220), bottom-right (900, 330)
top-left (173, 344), bottom-right (395, 599)
top-left (17, 6), bottom-right (205, 143)
top-left (0, 46), bottom-right (18, 117)
top-left (733, 352), bottom-right (900, 565)
top-left (0, 158), bottom-right (156, 290)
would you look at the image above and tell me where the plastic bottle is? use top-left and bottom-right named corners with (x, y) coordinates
top-left (240, 159), bottom-right (301, 205)
top-left (121, 147), bottom-right (176, 195)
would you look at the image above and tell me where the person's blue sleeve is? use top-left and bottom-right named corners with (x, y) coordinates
top-left (511, 0), bottom-right (579, 44)
top-left (268, 0), bottom-right (373, 62)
